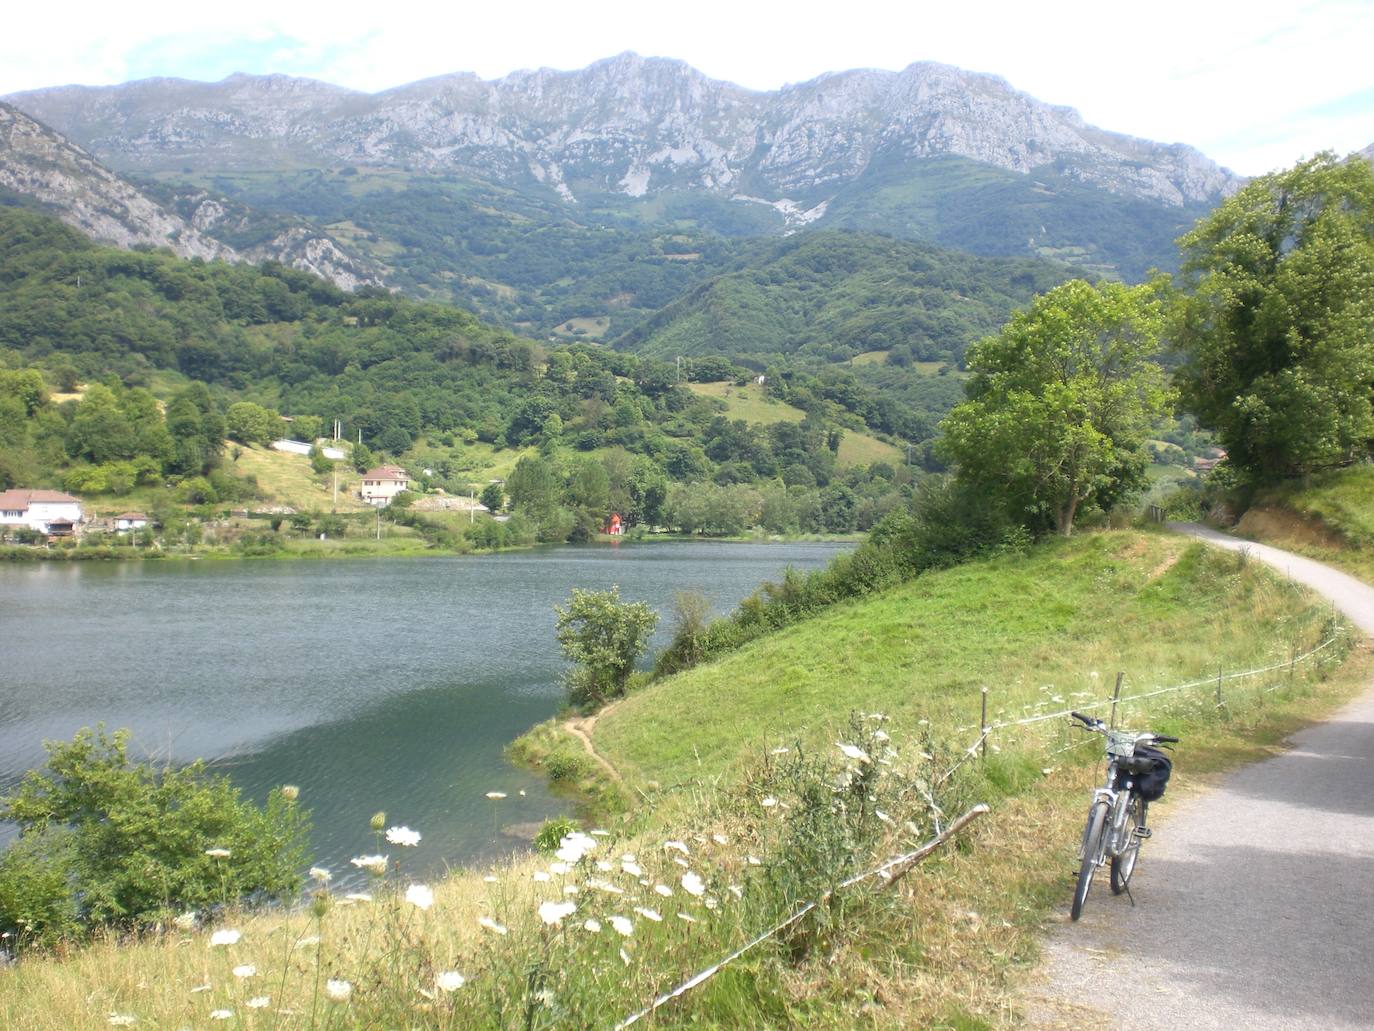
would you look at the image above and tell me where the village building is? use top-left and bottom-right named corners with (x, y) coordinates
top-left (114, 512), bottom-right (149, 532)
top-left (360, 465), bottom-right (411, 507)
top-left (0, 489), bottom-right (83, 536)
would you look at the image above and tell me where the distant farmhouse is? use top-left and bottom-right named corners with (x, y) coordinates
top-left (114, 512), bottom-right (149, 532)
top-left (360, 465), bottom-right (410, 507)
top-left (0, 489), bottom-right (83, 536)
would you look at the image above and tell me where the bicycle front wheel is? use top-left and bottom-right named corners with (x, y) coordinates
top-left (1110, 795), bottom-right (1145, 895)
top-left (1071, 800), bottom-right (1109, 921)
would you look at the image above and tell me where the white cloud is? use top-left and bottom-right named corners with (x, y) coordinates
top-left (2, 0), bottom-right (1369, 175)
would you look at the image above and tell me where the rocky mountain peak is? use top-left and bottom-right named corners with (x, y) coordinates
top-left (6, 56), bottom-right (1241, 211)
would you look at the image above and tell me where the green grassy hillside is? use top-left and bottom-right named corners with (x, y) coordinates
top-left (1236, 466), bottom-right (1374, 581)
top-left (593, 530), bottom-right (1335, 790)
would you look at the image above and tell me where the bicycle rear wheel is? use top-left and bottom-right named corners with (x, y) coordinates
top-left (1071, 800), bottom-right (1109, 921)
top-left (1110, 795), bottom-right (1145, 894)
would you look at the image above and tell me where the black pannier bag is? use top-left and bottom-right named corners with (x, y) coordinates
top-left (1116, 746), bottom-right (1173, 801)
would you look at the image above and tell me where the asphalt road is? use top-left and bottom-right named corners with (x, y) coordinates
top-left (1025, 523), bottom-right (1374, 1029)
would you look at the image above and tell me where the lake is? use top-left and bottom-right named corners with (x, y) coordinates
top-left (0, 541), bottom-right (848, 882)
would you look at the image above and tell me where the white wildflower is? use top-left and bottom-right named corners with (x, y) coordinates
top-left (619, 947), bottom-right (632, 965)
top-left (485, 791), bottom-right (507, 800)
top-left (280, 785), bottom-right (299, 801)
top-left (681, 871), bottom-right (706, 897)
top-left (309, 867), bottom-right (332, 885)
top-left (583, 918), bottom-right (602, 932)
top-left (385, 826), bottom-right (421, 847)
top-left (770, 746), bottom-right (790, 754)
top-left (654, 884), bottom-right (672, 897)
top-left (712, 833), bottom-right (728, 845)
top-left (621, 860), bottom-right (642, 877)
top-left (232, 964), bottom-right (256, 978)
top-left (872, 730), bottom-right (890, 743)
top-left (295, 936), bottom-right (320, 948)
top-left (608, 915), bottom-right (633, 936)
top-left (875, 809), bottom-right (895, 826)
top-left (595, 860), bottom-right (613, 872)
top-left (209, 929), bottom-right (241, 947)
top-left (746, 855), bottom-right (761, 866)
top-left (837, 743), bottom-right (871, 763)
top-left (760, 797), bottom-right (777, 808)
top-left (172, 910), bottom-right (197, 931)
top-left (107, 1016), bottom-right (137, 1027)
top-left (663, 840), bottom-right (689, 855)
top-left (633, 907), bottom-right (662, 921)
top-left (209, 1010), bottom-right (233, 1021)
top-left (190, 985), bottom-right (212, 994)
top-left (405, 884), bottom-right (434, 911)
top-left (548, 861), bottom-right (571, 875)
top-left (204, 848), bottom-right (231, 859)
top-left (325, 979), bottom-right (352, 1002)
top-left (342, 892), bottom-right (373, 904)
top-left (728, 884), bottom-right (743, 899)
top-left (350, 854), bottom-right (388, 876)
top-left (247, 996), bottom-right (270, 1009)
top-left (538, 900), bottom-right (576, 925)
top-left (671, 856), bottom-right (690, 868)
top-left (435, 971), bottom-right (466, 993)
top-left (588, 878), bottom-right (624, 894)
top-left (591, 829), bottom-right (610, 836)
top-left (532, 872), bottom-right (550, 882)
top-left (478, 917), bottom-right (508, 935)
top-left (677, 911), bottom-right (696, 923)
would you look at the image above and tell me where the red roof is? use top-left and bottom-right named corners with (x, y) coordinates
top-left (362, 465), bottom-right (409, 482)
top-left (0, 488), bottom-right (81, 508)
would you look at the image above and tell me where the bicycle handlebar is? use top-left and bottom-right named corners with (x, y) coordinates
top-left (1069, 711), bottom-right (1180, 745)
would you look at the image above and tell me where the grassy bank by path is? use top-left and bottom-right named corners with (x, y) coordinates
top-left (1236, 465), bottom-right (1374, 582)
top-left (2, 528), bottom-right (1364, 1029)
top-left (591, 530), bottom-right (1337, 792)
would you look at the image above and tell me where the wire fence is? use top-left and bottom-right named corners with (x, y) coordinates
top-left (611, 624), bottom-right (1349, 1027)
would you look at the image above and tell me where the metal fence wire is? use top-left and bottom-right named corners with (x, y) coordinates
top-left (612, 627), bottom-right (1345, 1027)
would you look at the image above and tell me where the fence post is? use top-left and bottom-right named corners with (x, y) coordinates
top-left (1110, 672), bottom-right (1124, 729)
top-left (1216, 667), bottom-right (1224, 709)
top-left (980, 687), bottom-right (988, 761)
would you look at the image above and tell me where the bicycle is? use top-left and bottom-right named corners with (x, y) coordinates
top-left (1068, 711), bottom-right (1177, 921)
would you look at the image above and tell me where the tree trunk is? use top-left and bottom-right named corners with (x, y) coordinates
top-left (1057, 497), bottom-right (1079, 537)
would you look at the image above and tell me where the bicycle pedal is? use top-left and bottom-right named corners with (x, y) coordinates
top-left (1134, 827), bottom-right (1152, 839)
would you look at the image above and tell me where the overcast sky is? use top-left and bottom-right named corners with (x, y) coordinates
top-left (3, 0), bottom-right (1369, 176)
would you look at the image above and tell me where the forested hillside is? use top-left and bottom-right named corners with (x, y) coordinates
top-left (615, 231), bottom-right (1069, 363)
top-left (0, 205), bottom-right (915, 543)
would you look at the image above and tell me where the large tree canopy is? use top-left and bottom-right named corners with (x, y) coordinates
top-left (938, 279), bottom-right (1170, 536)
top-left (1173, 154), bottom-right (1374, 483)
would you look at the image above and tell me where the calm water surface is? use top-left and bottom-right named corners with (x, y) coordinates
top-left (0, 541), bottom-right (847, 881)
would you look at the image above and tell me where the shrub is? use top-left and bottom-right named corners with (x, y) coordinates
top-left (555, 587), bottom-right (659, 710)
top-left (533, 816), bottom-right (579, 853)
top-left (0, 727), bottom-right (309, 950)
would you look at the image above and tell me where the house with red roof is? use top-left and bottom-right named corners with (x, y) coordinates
top-left (359, 465), bottom-right (411, 507)
top-left (0, 489), bottom-right (83, 536)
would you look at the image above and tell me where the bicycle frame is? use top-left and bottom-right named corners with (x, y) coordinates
top-left (1082, 756), bottom-right (1135, 866)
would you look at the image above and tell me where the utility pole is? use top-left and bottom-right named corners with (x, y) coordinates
top-left (375, 505), bottom-right (380, 541)
top-left (676, 355), bottom-right (682, 383)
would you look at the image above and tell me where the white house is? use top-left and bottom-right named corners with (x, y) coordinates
top-left (114, 512), bottom-right (149, 532)
top-left (360, 465), bottom-right (410, 507)
top-left (0, 489), bottom-right (83, 535)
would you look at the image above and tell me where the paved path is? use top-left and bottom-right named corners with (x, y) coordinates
top-left (1026, 524), bottom-right (1374, 1029)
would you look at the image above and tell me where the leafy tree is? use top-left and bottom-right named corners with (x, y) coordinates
top-left (554, 587), bottom-right (659, 710)
top-left (939, 279), bottom-right (1171, 535)
top-left (226, 401), bottom-right (284, 445)
top-left (479, 481), bottom-right (504, 513)
top-left (0, 727), bottom-right (308, 949)
top-left (1173, 154), bottom-right (1374, 483)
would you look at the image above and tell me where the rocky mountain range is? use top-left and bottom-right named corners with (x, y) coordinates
top-left (0, 101), bottom-right (380, 290)
top-left (8, 54), bottom-right (1239, 214)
